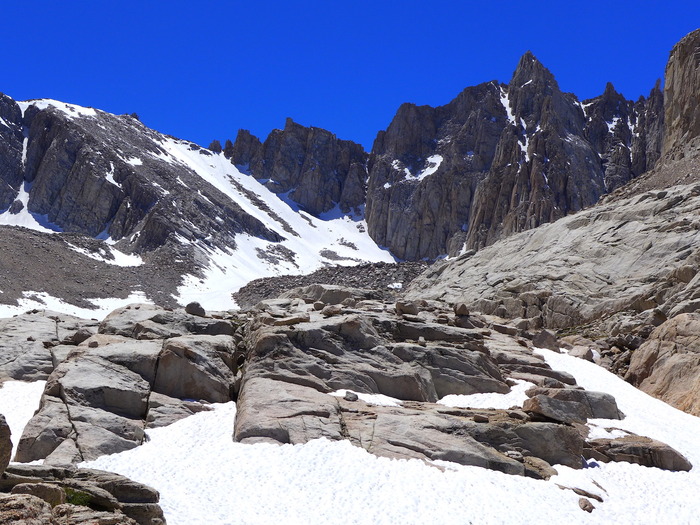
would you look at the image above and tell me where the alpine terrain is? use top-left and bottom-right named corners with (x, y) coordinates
top-left (1, 27), bottom-right (700, 525)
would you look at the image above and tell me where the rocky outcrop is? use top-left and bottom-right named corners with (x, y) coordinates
top-left (586, 436), bottom-right (692, 471)
top-left (13, 304), bottom-right (241, 464)
top-left (0, 310), bottom-right (98, 382)
top-left (406, 182), bottom-right (700, 334)
top-left (663, 28), bottom-right (700, 159)
top-left (230, 119), bottom-right (368, 215)
top-left (233, 261), bottom-right (428, 310)
top-left (625, 313), bottom-right (700, 415)
top-left (0, 93), bottom-right (25, 212)
top-left (0, 414), bottom-right (10, 475)
top-left (229, 288), bottom-right (693, 477)
top-left (365, 53), bottom-right (662, 260)
top-left (0, 464), bottom-right (164, 524)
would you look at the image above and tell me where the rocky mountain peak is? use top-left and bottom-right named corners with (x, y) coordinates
top-left (663, 28), bottom-right (700, 158)
top-left (509, 51), bottom-right (559, 93)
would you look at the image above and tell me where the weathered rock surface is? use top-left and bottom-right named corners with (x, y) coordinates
top-left (0, 310), bottom-right (98, 382)
top-left (663, 28), bottom-right (700, 159)
top-left (230, 118), bottom-right (368, 215)
top-left (406, 182), bottom-right (700, 334)
top-left (626, 313), bottom-right (700, 415)
top-left (0, 414), bottom-right (10, 474)
top-left (586, 436), bottom-right (692, 471)
top-left (14, 304), bottom-right (239, 464)
top-left (231, 294), bottom-right (684, 477)
top-left (524, 388), bottom-right (623, 424)
top-left (365, 52), bottom-right (662, 260)
top-left (1, 464), bottom-right (163, 524)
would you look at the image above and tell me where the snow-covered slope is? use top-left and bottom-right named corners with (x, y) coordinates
top-left (0, 346), bottom-right (692, 524)
top-left (150, 134), bottom-right (394, 309)
top-left (0, 96), bottom-right (395, 314)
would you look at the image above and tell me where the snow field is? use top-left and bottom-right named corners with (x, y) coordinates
top-left (78, 349), bottom-right (700, 524)
top-left (2, 346), bottom-right (700, 523)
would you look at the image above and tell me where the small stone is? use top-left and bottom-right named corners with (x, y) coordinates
top-left (344, 391), bottom-right (359, 402)
top-left (473, 414), bottom-right (490, 423)
top-left (453, 303), bottom-right (470, 316)
top-left (504, 450), bottom-right (524, 462)
top-left (313, 301), bottom-right (325, 311)
top-left (579, 498), bottom-right (595, 513)
top-left (321, 305), bottom-right (342, 317)
top-left (88, 341), bottom-right (99, 348)
top-left (396, 301), bottom-right (419, 316)
top-left (185, 302), bottom-right (207, 317)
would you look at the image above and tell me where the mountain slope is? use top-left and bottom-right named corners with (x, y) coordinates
top-left (0, 96), bottom-right (394, 312)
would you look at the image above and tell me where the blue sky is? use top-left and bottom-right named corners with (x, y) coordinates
top-left (3, 1), bottom-right (699, 150)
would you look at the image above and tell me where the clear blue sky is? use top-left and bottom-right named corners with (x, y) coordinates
top-left (2, 1), bottom-right (699, 150)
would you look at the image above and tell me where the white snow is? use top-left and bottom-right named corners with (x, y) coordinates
top-left (0, 380), bottom-right (46, 461)
top-left (146, 137), bottom-right (394, 309)
top-left (0, 291), bottom-right (151, 319)
top-left (126, 157), bottom-right (143, 166)
top-left (17, 99), bottom-right (97, 118)
top-left (438, 379), bottom-right (534, 409)
top-left (329, 390), bottom-right (402, 407)
top-left (500, 86), bottom-right (516, 125)
top-left (0, 183), bottom-right (62, 233)
top-left (65, 243), bottom-right (143, 267)
top-left (413, 154), bottom-right (443, 181)
top-left (66, 345), bottom-right (700, 525)
top-left (607, 116), bottom-right (621, 133)
top-left (105, 162), bottom-right (120, 188)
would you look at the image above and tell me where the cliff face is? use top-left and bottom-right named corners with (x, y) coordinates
top-left (364, 53), bottom-right (663, 260)
top-left (230, 118), bottom-right (368, 216)
top-left (663, 28), bottom-right (700, 159)
top-left (0, 97), bottom-right (282, 255)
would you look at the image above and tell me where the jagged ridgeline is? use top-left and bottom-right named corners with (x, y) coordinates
top-left (231, 52), bottom-right (663, 261)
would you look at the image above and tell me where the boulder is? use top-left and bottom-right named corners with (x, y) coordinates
top-left (0, 414), bottom-right (11, 473)
top-left (11, 482), bottom-right (67, 507)
top-left (151, 335), bottom-right (236, 403)
top-left (587, 436), bottom-right (692, 471)
top-left (626, 313), bottom-right (700, 415)
top-left (4, 464), bottom-right (164, 524)
top-left (523, 388), bottom-right (623, 424)
top-left (185, 301), bottom-right (206, 317)
top-left (532, 330), bottom-right (560, 351)
top-left (0, 493), bottom-right (54, 523)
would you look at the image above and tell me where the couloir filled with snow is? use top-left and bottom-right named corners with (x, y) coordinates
top-left (149, 134), bottom-right (395, 309)
top-left (3, 348), bottom-right (700, 524)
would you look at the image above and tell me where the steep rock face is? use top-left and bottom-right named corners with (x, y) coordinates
top-left (0, 93), bottom-right (24, 212)
top-left (366, 82), bottom-right (504, 260)
top-left (0, 96), bottom-right (281, 255)
top-left (663, 28), bottom-right (700, 158)
top-left (230, 118), bottom-right (368, 215)
top-left (365, 53), bottom-right (662, 260)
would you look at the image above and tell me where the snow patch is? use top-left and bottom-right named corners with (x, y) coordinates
top-left (500, 86), bottom-right (516, 125)
top-left (0, 183), bottom-right (62, 233)
top-left (329, 390), bottom-right (402, 407)
top-left (65, 242), bottom-right (143, 267)
top-left (0, 380), bottom-right (46, 461)
top-left (18, 99), bottom-right (98, 118)
top-left (438, 379), bottom-right (534, 409)
top-left (0, 291), bottom-right (152, 319)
